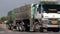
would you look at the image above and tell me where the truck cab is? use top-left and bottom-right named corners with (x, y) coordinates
top-left (35, 4), bottom-right (60, 32)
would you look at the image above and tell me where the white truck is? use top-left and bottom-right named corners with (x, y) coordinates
top-left (33, 0), bottom-right (60, 32)
top-left (7, 0), bottom-right (60, 32)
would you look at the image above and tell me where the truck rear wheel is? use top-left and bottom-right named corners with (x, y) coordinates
top-left (16, 26), bottom-right (25, 32)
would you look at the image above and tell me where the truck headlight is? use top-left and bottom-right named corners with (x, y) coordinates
top-left (42, 18), bottom-right (48, 24)
top-left (42, 18), bottom-right (48, 20)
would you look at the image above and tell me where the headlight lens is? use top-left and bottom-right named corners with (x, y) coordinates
top-left (42, 18), bottom-right (48, 20)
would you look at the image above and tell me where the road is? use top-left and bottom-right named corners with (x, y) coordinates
top-left (0, 31), bottom-right (60, 34)
top-left (0, 24), bottom-right (60, 34)
top-left (0, 27), bottom-right (60, 34)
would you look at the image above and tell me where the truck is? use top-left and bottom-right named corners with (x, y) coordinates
top-left (7, 4), bottom-right (35, 31)
top-left (7, 0), bottom-right (60, 32)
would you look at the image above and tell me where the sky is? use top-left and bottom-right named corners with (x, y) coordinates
top-left (0, 0), bottom-right (60, 17)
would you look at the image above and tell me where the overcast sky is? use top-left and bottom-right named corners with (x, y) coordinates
top-left (0, 0), bottom-right (60, 17)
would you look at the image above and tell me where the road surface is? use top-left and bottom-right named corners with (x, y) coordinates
top-left (0, 24), bottom-right (60, 34)
top-left (0, 31), bottom-right (60, 34)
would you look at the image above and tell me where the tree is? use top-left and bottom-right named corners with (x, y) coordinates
top-left (0, 16), bottom-right (8, 22)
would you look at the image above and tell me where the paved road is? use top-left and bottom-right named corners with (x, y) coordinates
top-left (0, 31), bottom-right (60, 34)
top-left (0, 24), bottom-right (60, 34)
top-left (0, 28), bottom-right (60, 34)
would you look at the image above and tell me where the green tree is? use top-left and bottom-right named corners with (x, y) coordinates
top-left (0, 16), bottom-right (8, 22)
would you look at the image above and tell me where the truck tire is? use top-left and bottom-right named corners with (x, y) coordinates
top-left (43, 29), bottom-right (47, 32)
top-left (34, 23), bottom-right (40, 32)
top-left (53, 28), bottom-right (59, 32)
top-left (16, 26), bottom-right (25, 32)
top-left (53, 30), bottom-right (59, 32)
top-left (9, 25), bottom-right (13, 30)
top-left (40, 27), bottom-right (43, 32)
top-left (40, 27), bottom-right (47, 32)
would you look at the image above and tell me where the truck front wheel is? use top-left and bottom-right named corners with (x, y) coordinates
top-left (52, 28), bottom-right (59, 32)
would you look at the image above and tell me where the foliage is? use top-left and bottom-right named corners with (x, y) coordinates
top-left (0, 16), bottom-right (8, 22)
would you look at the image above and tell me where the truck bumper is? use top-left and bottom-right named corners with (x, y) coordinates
top-left (43, 24), bottom-right (60, 28)
top-left (46, 25), bottom-right (59, 27)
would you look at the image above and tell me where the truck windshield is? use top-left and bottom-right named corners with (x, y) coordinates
top-left (43, 4), bottom-right (60, 13)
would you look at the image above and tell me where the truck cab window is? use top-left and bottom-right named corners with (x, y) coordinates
top-left (37, 5), bottom-right (41, 13)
